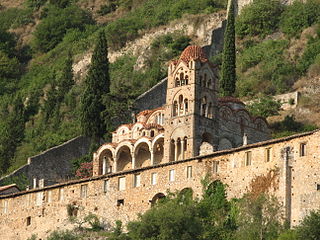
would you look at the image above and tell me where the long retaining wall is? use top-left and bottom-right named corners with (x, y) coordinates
top-left (0, 136), bottom-right (91, 188)
top-left (1, 130), bottom-right (320, 239)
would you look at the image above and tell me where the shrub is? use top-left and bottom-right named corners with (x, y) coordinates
top-left (97, 3), bottom-right (117, 16)
top-left (296, 210), bottom-right (320, 239)
top-left (32, 5), bottom-right (94, 52)
top-left (247, 96), bottom-right (282, 118)
top-left (298, 37), bottom-right (320, 74)
top-left (75, 162), bottom-right (93, 179)
top-left (0, 8), bottom-right (33, 30)
top-left (236, 40), bottom-right (297, 96)
top-left (280, 0), bottom-right (320, 37)
top-left (236, 0), bottom-right (284, 38)
top-left (46, 230), bottom-right (79, 240)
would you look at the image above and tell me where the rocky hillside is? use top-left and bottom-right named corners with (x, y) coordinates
top-left (0, 0), bottom-right (320, 177)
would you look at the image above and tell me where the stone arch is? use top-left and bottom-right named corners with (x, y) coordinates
top-left (179, 187), bottom-right (193, 200)
top-left (218, 137), bottom-right (233, 151)
top-left (147, 109), bottom-right (165, 125)
top-left (173, 100), bottom-right (178, 117)
top-left (131, 122), bottom-right (144, 139)
top-left (134, 141), bottom-right (151, 168)
top-left (254, 117), bottom-right (269, 132)
top-left (206, 180), bottom-right (224, 196)
top-left (178, 95), bottom-right (184, 116)
top-left (116, 143), bottom-right (133, 172)
top-left (116, 125), bottom-right (130, 135)
top-left (152, 134), bottom-right (164, 165)
top-left (151, 193), bottom-right (166, 206)
top-left (202, 132), bottom-right (213, 144)
top-left (219, 105), bottom-right (233, 121)
top-left (199, 132), bottom-right (214, 155)
top-left (96, 146), bottom-right (115, 175)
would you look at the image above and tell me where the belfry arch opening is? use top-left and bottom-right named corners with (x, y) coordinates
top-left (99, 149), bottom-right (114, 175)
top-left (153, 137), bottom-right (164, 165)
top-left (116, 146), bottom-right (132, 171)
top-left (135, 142), bottom-right (151, 168)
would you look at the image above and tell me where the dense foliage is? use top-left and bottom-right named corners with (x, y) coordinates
top-left (32, 5), bottom-right (94, 52)
top-left (220, 0), bottom-right (236, 96)
top-left (236, 0), bottom-right (284, 38)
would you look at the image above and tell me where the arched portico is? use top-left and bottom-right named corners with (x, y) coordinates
top-left (134, 142), bottom-right (151, 168)
top-left (116, 144), bottom-right (133, 172)
top-left (152, 135), bottom-right (164, 165)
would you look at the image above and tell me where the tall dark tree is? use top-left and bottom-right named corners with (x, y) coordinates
top-left (220, 0), bottom-right (236, 97)
top-left (0, 97), bottom-right (25, 173)
top-left (80, 31), bottom-right (110, 143)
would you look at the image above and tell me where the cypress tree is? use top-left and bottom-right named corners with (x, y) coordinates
top-left (80, 31), bottom-right (110, 143)
top-left (220, 0), bottom-right (236, 97)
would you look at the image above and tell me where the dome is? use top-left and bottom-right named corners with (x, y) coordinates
top-left (179, 45), bottom-right (208, 63)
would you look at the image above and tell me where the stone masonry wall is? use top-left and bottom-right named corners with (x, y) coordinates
top-left (0, 136), bottom-right (91, 188)
top-left (1, 130), bottom-right (320, 239)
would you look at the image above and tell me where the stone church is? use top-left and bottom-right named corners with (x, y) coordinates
top-left (93, 45), bottom-right (270, 176)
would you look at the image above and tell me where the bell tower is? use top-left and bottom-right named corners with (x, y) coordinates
top-left (163, 46), bottom-right (219, 162)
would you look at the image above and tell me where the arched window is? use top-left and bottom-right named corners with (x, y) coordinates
top-left (208, 79), bottom-right (211, 88)
top-left (151, 130), bottom-right (155, 137)
top-left (204, 74), bottom-right (207, 88)
top-left (173, 101), bottom-right (178, 116)
top-left (175, 77), bottom-right (180, 87)
top-left (179, 95), bottom-right (183, 116)
top-left (201, 97), bottom-right (207, 117)
top-left (180, 72), bottom-right (185, 85)
top-left (184, 136), bottom-right (188, 151)
top-left (185, 75), bottom-right (189, 85)
top-left (184, 99), bottom-right (188, 114)
top-left (208, 102), bottom-right (213, 119)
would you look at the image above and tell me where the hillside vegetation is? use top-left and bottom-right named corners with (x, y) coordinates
top-left (0, 0), bottom-right (320, 177)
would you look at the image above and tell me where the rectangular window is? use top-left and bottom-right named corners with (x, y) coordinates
top-left (213, 161), bottom-right (219, 174)
top-left (265, 148), bottom-right (272, 162)
top-left (80, 184), bottom-right (88, 198)
top-left (36, 192), bottom-right (43, 206)
top-left (58, 188), bottom-right (64, 201)
top-left (151, 173), bottom-right (157, 185)
top-left (26, 216), bottom-right (31, 226)
top-left (47, 191), bottom-right (52, 203)
top-left (187, 166), bottom-right (192, 178)
top-left (117, 199), bottom-right (124, 206)
top-left (3, 200), bottom-right (8, 214)
top-left (245, 151), bottom-right (252, 166)
top-left (104, 180), bottom-right (109, 193)
top-left (118, 177), bottom-right (126, 191)
top-left (300, 143), bottom-right (307, 156)
top-left (169, 169), bottom-right (175, 182)
top-left (134, 174), bottom-right (141, 188)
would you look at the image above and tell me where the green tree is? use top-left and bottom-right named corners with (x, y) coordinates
top-left (80, 31), bottom-right (110, 142)
top-left (127, 191), bottom-right (202, 240)
top-left (220, 0), bottom-right (236, 97)
top-left (295, 210), bottom-right (320, 240)
top-left (247, 96), bottom-right (281, 118)
top-left (0, 97), bottom-right (25, 173)
top-left (236, 0), bottom-right (284, 38)
top-left (33, 5), bottom-right (94, 52)
top-left (235, 194), bottom-right (284, 240)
